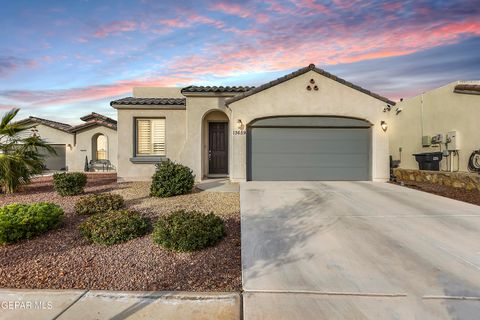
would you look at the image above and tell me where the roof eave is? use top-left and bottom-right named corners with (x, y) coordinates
top-left (111, 104), bottom-right (187, 110)
top-left (181, 92), bottom-right (240, 98)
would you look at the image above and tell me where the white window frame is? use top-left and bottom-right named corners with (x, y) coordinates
top-left (135, 118), bottom-right (166, 156)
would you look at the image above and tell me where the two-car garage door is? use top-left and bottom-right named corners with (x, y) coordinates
top-left (247, 116), bottom-right (371, 181)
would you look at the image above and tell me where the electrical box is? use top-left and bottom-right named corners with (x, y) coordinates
top-left (446, 131), bottom-right (459, 151)
top-left (431, 134), bottom-right (444, 145)
top-left (422, 135), bottom-right (431, 147)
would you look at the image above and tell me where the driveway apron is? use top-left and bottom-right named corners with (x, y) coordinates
top-left (241, 181), bottom-right (480, 319)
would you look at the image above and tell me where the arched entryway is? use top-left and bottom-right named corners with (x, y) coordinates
top-left (202, 110), bottom-right (229, 178)
top-left (92, 133), bottom-right (108, 161)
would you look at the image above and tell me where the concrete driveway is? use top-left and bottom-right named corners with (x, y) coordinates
top-left (241, 181), bottom-right (480, 319)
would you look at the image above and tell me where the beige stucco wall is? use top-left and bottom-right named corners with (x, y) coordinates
top-left (115, 98), bottom-right (232, 181)
top-left (229, 70), bottom-right (391, 182)
top-left (116, 108), bottom-right (187, 181)
top-left (389, 81), bottom-right (480, 172)
top-left (68, 126), bottom-right (118, 172)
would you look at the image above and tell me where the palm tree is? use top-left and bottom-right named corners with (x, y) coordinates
top-left (0, 108), bottom-right (55, 193)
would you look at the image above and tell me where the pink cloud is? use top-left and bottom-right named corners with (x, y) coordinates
top-left (0, 56), bottom-right (37, 77)
top-left (159, 18), bottom-right (190, 28)
top-left (210, 3), bottom-right (269, 23)
top-left (264, 0), bottom-right (292, 14)
top-left (94, 21), bottom-right (137, 38)
top-left (1, 75), bottom-right (199, 107)
top-left (0, 104), bottom-right (16, 110)
top-left (290, 0), bottom-right (330, 14)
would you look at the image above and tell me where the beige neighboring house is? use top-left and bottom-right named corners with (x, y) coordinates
top-left (389, 81), bottom-right (480, 172)
top-left (18, 113), bottom-right (118, 172)
top-left (111, 64), bottom-right (395, 182)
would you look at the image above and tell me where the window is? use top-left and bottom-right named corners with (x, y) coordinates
top-left (95, 134), bottom-right (108, 160)
top-left (136, 118), bottom-right (166, 156)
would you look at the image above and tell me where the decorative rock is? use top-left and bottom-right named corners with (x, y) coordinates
top-left (393, 168), bottom-right (480, 192)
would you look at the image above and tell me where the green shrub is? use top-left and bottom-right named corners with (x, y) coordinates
top-left (150, 159), bottom-right (195, 198)
top-left (153, 210), bottom-right (225, 252)
top-left (74, 193), bottom-right (125, 215)
top-left (79, 210), bottom-right (149, 245)
top-left (53, 172), bottom-right (87, 196)
top-left (0, 202), bottom-right (64, 244)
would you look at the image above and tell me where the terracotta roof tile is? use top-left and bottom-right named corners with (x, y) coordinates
top-left (110, 97), bottom-right (186, 106)
top-left (181, 86), bottom-right (255, 94)
top-left (17, 116), bottom-right (73, 132)
top-left (454, 84), bottom-right (480, 95)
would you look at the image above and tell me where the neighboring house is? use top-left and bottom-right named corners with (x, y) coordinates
top-left (17, 113), bottom-right (118, 172)
top-left (111, 64), bottom-right (395, 182)
top-left (389, 81), bottom-right (480, 172)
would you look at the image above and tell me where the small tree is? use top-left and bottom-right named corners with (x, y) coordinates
top-left (0, 108), bottom-right (55, 193)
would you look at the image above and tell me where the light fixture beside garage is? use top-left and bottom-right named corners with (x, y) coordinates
top-left (381, 121), bottom-right (388, 132)
top-left (236, 119), bottom-right (244, 130)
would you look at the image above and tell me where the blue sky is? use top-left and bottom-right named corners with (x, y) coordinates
top-left (0, 0), bottom-right (479, 123)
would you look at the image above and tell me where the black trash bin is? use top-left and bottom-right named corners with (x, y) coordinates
top-left (413, 152), bottom-right (443, 171)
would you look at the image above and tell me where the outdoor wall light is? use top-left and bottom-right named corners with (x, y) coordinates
top-left (67, 144), bottom-right (73, 150)
top-left (236, 119), bottom-right (243, 129)
top-left (381, 121), bottom-right (388, 132)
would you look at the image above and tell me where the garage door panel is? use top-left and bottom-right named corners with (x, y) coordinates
top-left (252, 153), bottom-right (369, 167)
top-left (252, 139), bottom-right (368, 154)
top-left (249, 127), bottom-right (370, 181)
top-left (251, 166), bottom-right (369, 181)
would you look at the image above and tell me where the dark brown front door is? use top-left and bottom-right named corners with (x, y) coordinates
top-left (209, 122), bottom-right (228, 174)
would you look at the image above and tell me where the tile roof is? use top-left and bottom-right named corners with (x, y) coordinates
top-left (80, 112), bottom-right (117, 124)
top-left (454, 84), bottom-right (480, 95)
top-left (181, 86), bottom-right (255, 93)
top-left (70, 113), bottom-right (117, 132)
top-left (226, 64), bottom-right (396, 106)
top-left (110, 97), bottom-right (186, 106)
top-left (18, 116), bottom-right (73, 133)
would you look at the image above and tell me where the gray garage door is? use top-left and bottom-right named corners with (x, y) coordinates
top-left (41, 144), bottom-right (66, 171)
top-left (248, 117), bottom-right (371, 181)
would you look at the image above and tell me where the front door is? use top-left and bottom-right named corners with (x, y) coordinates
top-left (208, 122), bottom-right (228, 175)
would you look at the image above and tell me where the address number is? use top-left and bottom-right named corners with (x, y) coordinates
top-left (232, 130), bottom-right (247, 135)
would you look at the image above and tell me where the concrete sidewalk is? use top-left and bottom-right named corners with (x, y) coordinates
top-left (0, 289), bottom-right (240, 320)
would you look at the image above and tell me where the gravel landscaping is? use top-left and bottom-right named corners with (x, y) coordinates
top-left (0, 173), bottom-right (241, 291)
top-left (392, 180), bottom-right (480, 206)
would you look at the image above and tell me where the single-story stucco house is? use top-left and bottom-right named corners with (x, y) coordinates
top-left (110, 64), bottom-right (396, 182)
top-left (18, 112), bottom-right (118, 172)
top-left (389, 81), bottom-right (480, 172)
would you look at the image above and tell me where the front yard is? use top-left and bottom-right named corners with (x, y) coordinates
top-left (0, 173), bottom-right (241, 291)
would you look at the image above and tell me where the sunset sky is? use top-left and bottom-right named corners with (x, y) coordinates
top-left (1, 0), bottom-right (479, 123)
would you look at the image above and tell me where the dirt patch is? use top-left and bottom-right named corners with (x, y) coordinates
top-left (0, 174), bottom-right (241, 291)
top-left (391, 180), bottom-right (480, 206)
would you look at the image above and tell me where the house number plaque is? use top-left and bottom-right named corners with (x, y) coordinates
top-left (232, 130), bottom-right (247, 135)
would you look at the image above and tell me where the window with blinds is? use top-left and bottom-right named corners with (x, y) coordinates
top-left (136, 118), bottom-right (166, 156)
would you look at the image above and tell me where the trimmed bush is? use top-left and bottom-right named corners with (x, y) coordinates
top-left (79, 210), bottom-right (149, 245)
top-left (53, 172), bottom-right (87, 196)
top-left (0, 202), bottom-right (64, 244)
top-left (150, 159), bottom-right (195, 198)
top-left (153, 210), bottom-right (225, 252)
top-left (74, 193), bottom-right (125, 215)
